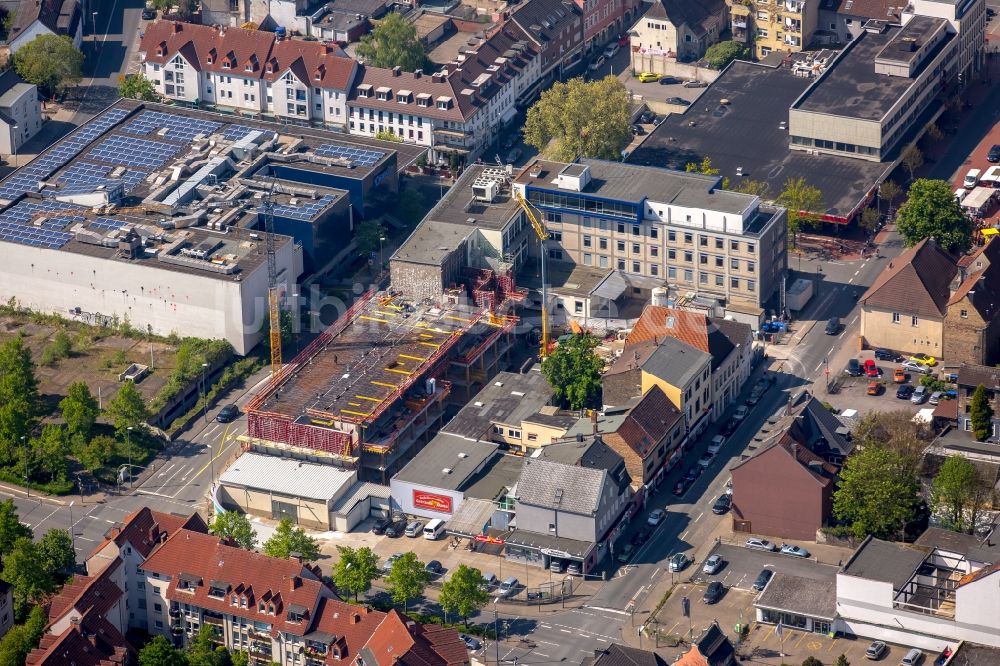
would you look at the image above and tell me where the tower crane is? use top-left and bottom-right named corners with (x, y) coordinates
top-left (511, 187), bottom-right (550, 359)
top-left (262, 179), bottom-right (282, 376)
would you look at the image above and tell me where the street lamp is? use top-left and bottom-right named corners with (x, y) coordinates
top-left (201, 362), bottom-right (209, 422)
top-left (126, 426), bottom-right (133, 489)
top-left (378, 236), bottom-right (386, 269)
top-left (20, 435), bottom-right (28, 498)
top-left (68, 501), bottom-right (77, 560)
top-left (11, 124), bottom-right (17, 169)
top-left (92, 11), bottom-right (98, 38)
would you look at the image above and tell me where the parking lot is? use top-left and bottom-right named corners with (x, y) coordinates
top-left (824, 348), bottom-right (954, 416)
top-left (688, 544), bottom-right (840, 591)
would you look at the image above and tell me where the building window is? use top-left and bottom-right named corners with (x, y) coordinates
top-left (684, 232), bottom-right (693, 244)
top-left (651, 246), bottom-right (658, 257)
top-left (155, 620), bottom-right (163, 629)
top-left (632, 243), bottom-right (640, 254)
top-left (700, 236), bottom-right (708, 247)
top-left (599, 238), bottom-right (608, 249)
top-left (668, 249), bottom-right (676, 259)
top-left (632, 261), bottom-right (640, 273)
top-left (550, 231), bottom-right (562, 241)
top-left (574, 301), bottom-right (583, 314)
top-left (617, 259), bottom-right (626, 270)
top-left (651, 264), bottom-right (658, 276)
top-left (747, 261), bottom-right (755, 272)
top-left (731, 277), bottom-right (740, 289)
top-left (731, 240), bottom-right (739, 251)
top-left (617, 240), bottom-right (625, 252)
top-left (684, 251), bottom-right (693, 262)
top-left (632, 225), bottom-right (640, 235)
top-left (548, 249), bottom-right (563, 260)
top-left (715, 237), bottom-right (723, 249)
top-left (600, 255), bottom-right (608, 268)
top-left (911, 315), bottom-right (919, 326)
top-left (683, 269), bottom-right (693, 281)
top-left (715, 256), bottom-right (723, 268)
top-left (617, 223), bottom-right (626, 233)
top-left (715, 274), bottom-right (724, 286)
top-left (668, 230), bottom-right (676, 242)
top-left (748, 280), bottom-right (756, 291)
top-left (747, 243), bottom-right (755, 253)
top-left (650, 227), bottom-right (658, 239)
top-left (731, 258), bottom-right (740, 270)
top-left (700, 272), bottom-right (708, 284)
top-left (584, 253), bottom-right (593, 265)
top-left (668, 267), bottom-right (677, 279)
top-left (700, 253), bottom-right (708, 265)
top-left (583, 235), bottom-right (592, 247)
top-left (960, 309), bottom-right (968, 318)
top-left (154, 603), bottom-right (162, 613)
top-left (892, 312), bottom-right (900, 324)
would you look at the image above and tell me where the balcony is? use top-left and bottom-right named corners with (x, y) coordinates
top-left (733, 18), bottom-right (747, 28)
top-left (784, 35), bottom-right (801, 46)
top-left (784, 20), bottom-right (801, 32)
top-left (203, 615), bottom-right (224, 627)
top-left (305, 644), bottom-right (329, 658)
top-left (432, 126), bottom-right (471, 139)
top-left (733, 27), bottom-right (750, 42)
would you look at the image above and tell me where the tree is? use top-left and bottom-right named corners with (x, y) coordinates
top-left (932, 455), bottom-right (980, 532)
top-left (0, 335), bottom-right (39, 466)
top-left (355, 13), bottom-right (425, 72)
top-left (970, 384), bottom-right (994, 442)
top-left (231, 653), bottom-right (250, 666)
top-left (33, 424), bottom-right (69, 482)
top-left (39, 527), bottom-right (75, 577)
top-left (139, 635), bottom-right (188, 666)
top-left (835, 655), bottom-right (850, 666)
top-left (2, 537), bottom-right (54, 616)
top-left (439, 564), bottom-right (488, 625)
top-left (262, 517), bottom-right (320, 561)
top-left (878, 179), bottom-right (901, 210)
top-left (332, 545), bottom-right (379, 601)
top-left (209, 511), bottom-right (258, 551)
top-left (776, 177), bottom-right (824, 249)
top-left (802, 658), bottom-right (823, 666)
top-left (833, 446), bottom-right (919, 540)
top-left (356, 219), bottom-right (387, 258)
top-left (901, 145), bottom-right (924, 182)
top-left (859, 207), bottom-right (880, 236)
top-left (397, 189), bottom-right (426, 227)
top-left (524, 76), bottom-right (631, 162)
top-left (385, 551), bottom-right (431, 612)
top-left (925, 122), bottom-right (944, 142)
top-left (851, 410), bottom-right (928, 475)
top-left (119, 72), bottom-right (159, 102)
top-left (0, 500), bottom-right (31, 567)
top-left (704, 41), bottom-right (748, 70)
top-left (76, 434), bottom-right (115, 472)
top-left (374, 130), bottom-right (404, 142)
top-left (186, 628), bottom-right (228, 666)
top-left (60, 382), bottom-right (100, 442)
top-left (12, 34), bottom-right (83, 96)
top-left (540, 334), bottom-right (603, 410)
top-left (0, 605), bottom-right (46, 666)
top-left (105, 381), bottom-right (150, 437)
top-left (895, 179), bottom-right (972, 254)
top-left (732, 179), bottom-right (770, 197)
top-left (685, 156), bottom-right (720, 175)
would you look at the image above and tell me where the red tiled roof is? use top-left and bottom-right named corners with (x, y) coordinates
top-left (628, 305), bottom-right (709, 351)
top-left (27, 608), bottom-right (131, 666)
top-left (308, 597), bottom-right (386, 663)
top-left (48, 558), bottom-right (124, 626)
top-left (264, 39), bottom-right (357, 88)
top-left (360, 610), bottom-right (468, 666)
top-left (142, 529), bottom-right (330, 636)
top-left (957, 561), bottom-right (1000, 587)
top-left (88, 507), bottom-right (206, 560)
top-left (614, 385), bottom-right (682, 457)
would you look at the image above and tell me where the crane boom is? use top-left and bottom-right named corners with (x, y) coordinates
top-left (512, 188), bottom-right (550, 358)
top-left (263, 181), bottom-right (282, 376)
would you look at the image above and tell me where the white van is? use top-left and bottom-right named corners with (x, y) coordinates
top-left (423, 518), bottom-right (446, 540)
top-left (955, 188), bottom-right (968, 204)
top-left (964, 168), bottom-right (981, 189)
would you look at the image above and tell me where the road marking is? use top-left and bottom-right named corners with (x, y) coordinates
top-left (851, 315), bottom-right (859, 325)
top-left (814, 361), bottom-right (823, 372)
top-left (535, 652), bottom-right (550, 658)
top-left (680, 529), bottom-right (689, 540)
top-left (535, 640), bottom-right (558, 646)
top-left (848, 276), bottom-right (854, 283)
top-left (583, 605), bottom-right (630, 616)
top-left (539, 624), bottom-right (552, 629)
top-left (559, 629), bottom-right (572, 633)
top-left (693, 511), bottom-right (704, 523)
top-left (854, 269), bottom-right (861, 276)
top-left (76, 536), bottom-right (95, 542)
top-left (27, 507), bottom-right (61, 529)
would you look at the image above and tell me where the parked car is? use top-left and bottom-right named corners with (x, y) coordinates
top-left (566, 561), bottom-right (582, 575)
top-left (637, 72), bottom-right (660, 82)
top-left (588, 56), bottom-right (605, 71)
top-left (603, 43), bottom-right (620, 58)
top-left (702, 554), bottom-right (724, 574)
top-left (666, 97), bottom-right (691, 106)
top-left (746, 537), bottom-right (777, 552)
top-left (865, 641), bottom-right (888, 660)
top-left (867, 381), bottom-right (883, 396)
top-left (909, 353), bottom-right (937, 366)
top-left (629, 124), bottom-right (645, 135)
top-left (874, 348), bottom-right (902, 361)
top-left (647, 508), bottom-right (666, 526)
top-left (712, 494), bottom-right (732, 515)
top-left (404, 520), bottom-right (424, 537)
top-left (929, 391), bottom-right (944, 405)
top-left (216, 404), bottom-right (240, 422)
top-left (381, 553), bottom-right (403, 573)
top-left (846, 358), bottom-right (863, 376)
top-left (893, 367), bottom-right (907, 383)
top-left (825, 317), bottom-right (841, 335)
top-left (746, 387), bottom-right (763, 406)
top-left (722, 417), bottom-right (740, 436)
top-left (617, 33), bottom-right (630, 46)
top-left (896, 384), bottom-right (915, 400)
top-left (733, 405), bottom-right (749, 421)
top-left (683, 80), bottom-right (707, 88)
top-left (863, 359), bottom-right (879, 377)
top-left (780, 544), bottom-right (811, 558)
top-left (658, 76), bottom-right (682, 85)
top-left (911, 385), bottom-right (929, 404)
top-left (616, 543), bottom-right (635, 563)
top-left (707, 435), bottom-right (725, 454)
top-left (902, 360), bottom-right (933, 375)
top-left (702, 581), bottom-right (725, 604)
top-left (141, 6), bottom-right (157, 19)
top-left (751, 568), bottom-right (773, 591)
top-left (371, 517), bottom-right (393, 535)
top-left (989, 144), bottom-right (1000, 163)
top-left (504, 148), bottom-right (522, 164)
top-left (673, 479), bottom-right (689, 496)
top-left (669, 552), bottom-right (691, 572)
top-left (697, 452), bottom-right (716, 468)
top-left (901, 648), bottom-right (923, 665)
top-left (498, 576), bottom-right (519, 597)
top-left (460, 634), bottom-right (483, 651)
top-left (425, 560), bottom-right (443, 575)
top-left (549, 559), bottom-right (566, 573)
top-left (631, 527), bottom-right (652, 546)
top-left (384, 518), bottom-right (407, 538)
top-left (502, 135), bottom-right (517, 150)
top-left (684, 466), bottom-right (701, 482)
top-left (481, 572), bottom-right (498, 589)
top-left (639, 111), bottom-right (657, 124)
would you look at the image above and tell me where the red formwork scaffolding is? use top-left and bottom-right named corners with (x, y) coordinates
top-left (246, 412), bottom-right (354, 457)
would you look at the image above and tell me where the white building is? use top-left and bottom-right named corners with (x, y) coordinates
top-left (5, 0), bottom-right (83, 53)
top-left (0, 70), bottom-right (43, 157)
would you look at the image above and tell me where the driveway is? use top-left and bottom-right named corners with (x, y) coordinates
top-left (688, 543), bottom-right (840, 591)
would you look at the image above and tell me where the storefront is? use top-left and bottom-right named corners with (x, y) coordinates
top-left (754, 572), bottom-right (838, 636)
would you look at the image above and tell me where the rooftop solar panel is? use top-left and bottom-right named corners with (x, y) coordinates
top-left (314, 144), bottom-right (385, 168)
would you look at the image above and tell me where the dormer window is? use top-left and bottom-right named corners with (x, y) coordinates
top-left (245, 63), bottom-right (253, 72)
top-left (207, 581), bottom-right (229, 599)
top-left (397, 90), bottom-right (412, 103)
top-left (259, 602), bottom-right (266, 612)
top-left (268, 604), bottom-right (275, 614)
top-left (416, 93), bottom-right (431, 107)
top-left (436, 96), bottom-right (452, 110)
top-left (357, 84), bottom-right (372, 98)
top-left (376, 86), bottom-right (390, 101)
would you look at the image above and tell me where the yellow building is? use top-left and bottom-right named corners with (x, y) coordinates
top-left (728, 0), bottom-right (819, 59)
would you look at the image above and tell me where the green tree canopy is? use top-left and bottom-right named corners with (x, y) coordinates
top-left (704, 41), bottom-right (749, 69)
top-left (139, 635), bottom-right (188, 666)
top-left (332, 545), bottom-right (379, 601)
top-left (209, 511), bottom-right (258, 551)
top-left (0, 499), bottom-right (31, 566)
top-left (776, 177), bottom-right (825, 248)
top-left (60, 381), bottom-right (100, 442)
top-left (685, 156), bottom-right (720, 175)
top-left (105, 381), bottom-right (150, 437)
top-left (2, 537), bottom-right (54, 616)
top-left (39, 527), bottom-right (76, 577)
top-left (0, 335), bottom-right (39, 466)
top-left (731, 179), bottom-right (770, 197)
top-left (969, 384), bottom-right (994, 442)
top-left (12, 34), bottom-right (83, 96)
top-left (895, 179), bottom-right (972, 254)
top-left (932, 455), bottom-right (981, 532)
top-left (540, 334), bottom-right (603, 410)
top-left (438, 564), bottom-right (488, 625)
top-left (524, 76), bottom-right (631, 162)
top-left (262, 518), bottom-right (320, 561)
top-left (119, 72), bottom-right (159, 102)
top-left (355, 220), bottom-right (387, 258)
top-left (0, 605), bottom-right (47, 666)
top-left (33, 424), bottom-right (69, 482)
top-left (851, 410), bottom-right (928, 475)
top-left (186, 628), bottom-right (229, 666)
top-left (355, 13), bottom-right (426, 71)
top-left (833, 445), bottom-right (919, 540)
top-left (385, 551), bottom-right (431, 612)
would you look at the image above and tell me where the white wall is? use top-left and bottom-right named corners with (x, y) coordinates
top-left (0, 84), bottom-right (43, 153)
top-left (644, 198), bottom-right (757, 234)
top-left (8, 22), bottom-right (53, 53)
top-left (389, 478), bottom-right (464, 520)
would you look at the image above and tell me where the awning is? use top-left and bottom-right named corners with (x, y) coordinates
top-left (500, 105), bottom-right (518, 124)
top-left (446, 498), bottom-right (496, 537)
top-left (591, 271), bottom-right (629, 300)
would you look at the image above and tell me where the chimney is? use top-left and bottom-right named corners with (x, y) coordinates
top-left (414, 69), bottom-right (422, 78)
top-left (591, 410), bottom-right (598, 436)
top-left (392, 66), bottom-right (401, 77)
top-left (172, 22), bottom-right (183, 33)
top-left (353, 613), bottom-right (362, 624)
top-left (289, 575), bottom-right (301, 590)
top-left (576, 433), bottom-right (584, 442)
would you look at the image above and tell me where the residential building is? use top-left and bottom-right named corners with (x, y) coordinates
top-left (943, 239), bottom-right (1000, 367)
top-left (577, 0), bottom-right (643, 56)
top-left (0, 580), bottom-right (12, 639)
top-left (630, 0), bottom-right (728, 71)
top-left (358, 610), bottom-right (471, 666)
top-left (582, 644), bottom-right (668, 666)
top-left (0, 70), bottom-right (43, 156)
top-left (626, 304), bottom-right (754, 416)
top-left (730, 429), bottom-right (837, 540)
top-left (505, 436), bottom-right (633, 573)
top-left (836, 535), bottom-right (1000, 650)
top-left (26, 607), bottom-right (133, 665)
top-left (789, 0), bottom-right (986, 162)
top-left (4, 0), bottom-right (82, 53)
top-left (955, 363), bottom-right (1000, 441)
top-left (508, 0), bottom-right (585, 101)
top-left (603, 336), bottom-right (713, 434)
top-left (139, 22), bottom-right (358, 130)
top-left (514, 158), bottom-right (788, 309)
top-left (727, 0), bottom-right (819, 58)
top-left (818, 0), bottom-right (902, 45)
top-left (673, 623), bottom-right (737, 666)
top-left (859, 238), bottom-right (956, 358)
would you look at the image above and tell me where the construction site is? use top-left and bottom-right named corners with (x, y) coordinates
top-left (242, 288), bottom-right (518, 483)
